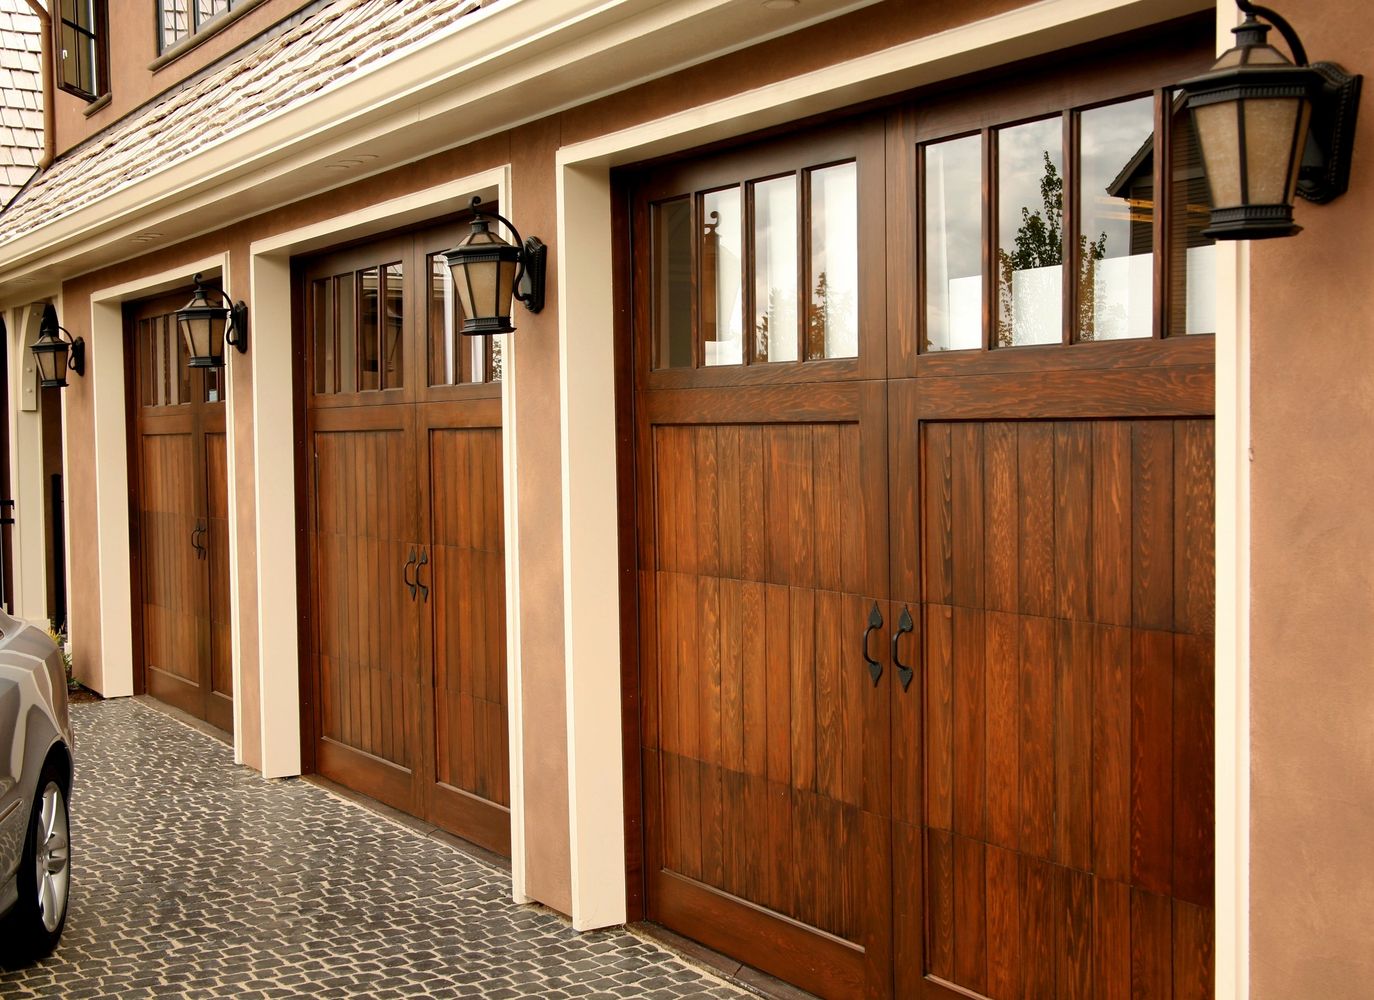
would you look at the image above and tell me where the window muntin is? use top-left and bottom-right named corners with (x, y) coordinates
top-left (651, 158), bottom-right (859, 371)
top-left (159, 0), bottom-right (235, 53)
top-left (56, 0), bottom-right (104, 100)
top-left (919, 92), bottom-right (1216, 354)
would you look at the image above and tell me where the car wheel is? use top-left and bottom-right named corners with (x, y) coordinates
top-left (1, 759), bottom-right (70, 964)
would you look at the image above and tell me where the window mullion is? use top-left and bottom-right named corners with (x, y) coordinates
top-left (1062, 111), bottom-right (1076, 346)
top-left (1152, 88), bottom-right (1169, 340)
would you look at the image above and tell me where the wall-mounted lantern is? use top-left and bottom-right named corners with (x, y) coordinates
top-left (443, 196), bottom-right (546, 335)
top-left (175, 273), bottom-right (249, 368)
top-left (1181, 0), bottom-right (1362, 239)
top-left (30, 304), bottom-right (85, 388)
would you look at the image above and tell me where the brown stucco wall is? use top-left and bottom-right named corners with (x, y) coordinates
top-left (1248, 3), bottom-right (1374, 996)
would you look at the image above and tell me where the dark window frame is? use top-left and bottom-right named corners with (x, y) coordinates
top-left (53, 0), bottom-right (108, 102)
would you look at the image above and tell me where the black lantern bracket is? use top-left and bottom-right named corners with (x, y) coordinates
top-left (1242, 1), bottom-right (1362, 204)
top-left (35, 303), bottom-right (85, 383)
top-left (469, 196), bottom-right (547, 315)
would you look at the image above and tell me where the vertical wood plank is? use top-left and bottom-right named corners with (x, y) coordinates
top-left (1055, 619), bottom-right (1093, 871)
top-left (1132, 629), bottom-right (1174, 896)
top-left (926, 604), bottom-right (954, 831)
top-left (1173, 632), bottom-right (1214, 907)
top-left (985, 844), bottom-right (1020, 999)
top-left (1094, 878), bottom-right (1131, 1000)
top-left (952, 606), bottom-right (986, 841)
top-left (1058, 867), bottom-right (1092, 1000)
top-left (1174, 419), bottom-right (1215, 635)
top-left (1173, 898), bottom-right (1215, 1000)
top-left (924, 423), bottom-right (954, 605)
top-left (1093, 422), bottom-right (1132, 626)
top-left (1054, 421), bottom-right (1093, 621)
top-left (1132, 420), bottom-right (1174, 630)
top-left (984, 611), bottom-right (1020, 850)
top-left (1094, 624), bottom-right (1132, 882)
top-left (950, 423), bottom-right (985, 609)
top-left (790, 587), bottom-right (816, 793)
top-left (927, 829), bottom-right (954, 982)
top-left (983, 422), bottom-right (1019, 614)
top-left (1019, 616), bottom-right (1055, 860)
top-left (1130, 889), bottom-right (1173, 1000)
top-left (1021, 855), bottom-right (1057, 999)
top-left (953, 836), bottom-right (987, 995)
top-left (1018, 423), bottom-right (1055, 618)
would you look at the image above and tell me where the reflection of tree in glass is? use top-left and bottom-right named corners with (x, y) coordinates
top-left (806, 272), bottom-right (856, 360)
top-left (997, 152), bottom-right (1106, 346)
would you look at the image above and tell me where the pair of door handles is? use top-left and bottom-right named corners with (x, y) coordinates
top-left (189, 520), bottom-right (208, 561)
top-left (403, 549), bottom-right (430, 602)
top-left (862, 602), bottom-right (915, 690)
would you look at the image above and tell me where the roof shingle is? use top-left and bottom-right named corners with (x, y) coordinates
top-left (0, 0), bottom-right (42, 207)
top-left (0, 0), bottom-right (486, 243)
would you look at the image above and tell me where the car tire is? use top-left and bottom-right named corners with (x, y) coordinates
top-left (0, 757), bottom-right (70, 966)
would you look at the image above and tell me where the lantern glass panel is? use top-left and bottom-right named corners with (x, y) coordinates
top-left (1193, 101), bottom-right (1243, 208)
top-left (33, 344), bottom-right (62, 384)
top-left (1243, 96), bottom-right (1310, 203)
top-left (452, 257), bottom-right (479, 319)
top-left (496, 256), bottom-right (518, 321)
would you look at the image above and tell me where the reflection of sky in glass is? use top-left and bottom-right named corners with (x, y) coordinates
top-left (703, 187), bottom-right (743, 366)
top-left (925, 135), bottom-right (982, 351)
top-left (754, 175), bottom-right (798, 362)
top-left (810, 162), bottom-right (858, 359)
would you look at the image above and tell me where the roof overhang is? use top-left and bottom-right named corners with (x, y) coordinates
top-left (0, 0), bottom-right (1211, 301)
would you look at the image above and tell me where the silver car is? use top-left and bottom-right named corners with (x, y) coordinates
top-left (0, 610), bottom-right (73, 964)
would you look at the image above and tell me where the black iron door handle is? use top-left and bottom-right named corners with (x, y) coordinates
top-left (403, 548), bottom-right (417, 600)
top-left (863, 601), bottom-right (884, 686)
top-left (893, 605), bottom-right (915, 691)
top-left (415, 550), bottom-right (430, 603)
top-left (191, 523), bottom-right (206, 560)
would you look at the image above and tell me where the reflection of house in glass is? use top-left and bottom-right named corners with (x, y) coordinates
top-left (1105, 97), bottom-right (1216, 336)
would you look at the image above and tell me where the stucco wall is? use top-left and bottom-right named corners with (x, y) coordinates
top-left (1248, 3), bottom-right (1374, 996)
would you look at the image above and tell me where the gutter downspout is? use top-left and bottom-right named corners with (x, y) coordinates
top-left (23, 0), bottom-right (55, 170)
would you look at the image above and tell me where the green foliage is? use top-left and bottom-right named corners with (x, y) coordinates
top-left (46, 622), bottom-right (76, 692)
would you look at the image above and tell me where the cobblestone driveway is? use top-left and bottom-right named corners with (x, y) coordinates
top-left (0, 700), bottom-right (749, 999)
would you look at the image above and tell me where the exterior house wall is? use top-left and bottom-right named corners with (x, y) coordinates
top-left (1247, 3), bottom-right (1374, 996)
top-left (21, 0), bottom-right (1374, 992)
top-left (52, 0), bottom-right (315, 156)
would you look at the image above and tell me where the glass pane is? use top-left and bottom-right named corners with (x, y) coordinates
top-left (1170, 95), bottom-right (1217, 336)
top-left (381, 262), bottom-right (404, 389)
top-left (139, 320), bottom-right (153, 406)
top-left (175, 316), bottom-right (191, 404)
top-left (312, 278), bottom-right (332, 394)
top-left (997, 117), bottom-right (1064, 347)
top-left (1078, 96), bottom-right (1156, 342)
top-left (428, 253), bottom-right (456, 385)
top-left (924, 136), bottom-right (983, 352)
top-left (653, 198), bottom-right (692, 369)
top-left (358, 267), bottom-right (379, 391)
top-left (59, 24), bottom-right (79, 89)
top-left (701, 187), bottom-right (743, 366)
top-left (753, 175), bottom-right (798, 362)
top-left (162, 0), bottom-right (190, 49)
top-left (336, 273), bottom-right (356, 393)
top-left (204, 367), bottom-right (221, 404)
top-left (156, 319), bottom-right (170, 406)
top-left (490, 336), bottom-right (504, 383)
top-left (807, 162), bottom-right (858, 360)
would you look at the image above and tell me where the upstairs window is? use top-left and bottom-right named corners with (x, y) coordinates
top-left (159, 0), bottom-right (236, 53)
top-left (55, 0), bottom-right (106, 100)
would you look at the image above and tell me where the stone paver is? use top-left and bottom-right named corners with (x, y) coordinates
top-left (0, 700), bottom-right (748, 999)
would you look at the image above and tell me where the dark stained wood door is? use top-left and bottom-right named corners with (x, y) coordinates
top-left (301, 221), bottom-right (510, 854)
top-left (128, 293), bottom-right (233, 732)
top-left (631, 120), bottom-right (896, 998)
top-left (625, 27), bottom-right (1217, 1000)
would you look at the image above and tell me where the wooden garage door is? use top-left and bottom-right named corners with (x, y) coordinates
top-left (626, 26), bottom-right (1215, 1000)
top-left (301, 220), bottom-right (510, 855)
top-left (128, 291), bottom-right (234, 733)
